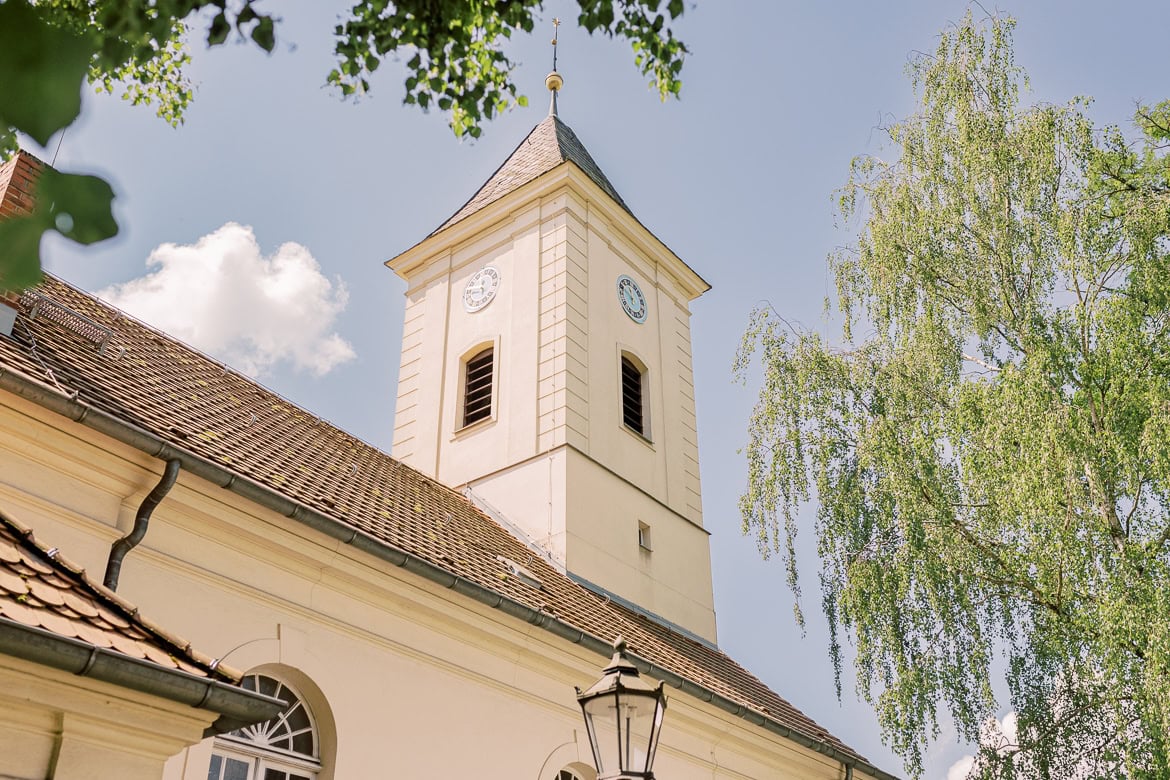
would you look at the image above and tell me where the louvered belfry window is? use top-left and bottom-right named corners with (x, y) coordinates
top-left (463, 347), bottom-right (494, 427)
top-left (621, 355), bottom-right (644, 436)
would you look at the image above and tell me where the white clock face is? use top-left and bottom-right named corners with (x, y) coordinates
top-left (616, 275), bottom-right (648, 323)
top-left (463, 266), bottom-right (501, 312)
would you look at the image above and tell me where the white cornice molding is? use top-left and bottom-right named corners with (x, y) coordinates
top-left (386, 162), bottom-right (711, 301)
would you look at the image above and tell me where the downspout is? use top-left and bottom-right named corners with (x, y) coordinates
top-left (103, 458), bottom-right (181, 591)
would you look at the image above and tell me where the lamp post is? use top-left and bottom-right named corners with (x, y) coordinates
top-left (576, 636), bottom-right (667, 780)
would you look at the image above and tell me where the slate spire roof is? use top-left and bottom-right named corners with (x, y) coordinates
top-left (433, 115), bottom-right (631, 234)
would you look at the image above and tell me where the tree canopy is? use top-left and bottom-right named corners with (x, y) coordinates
top-left (0, 0), bottom-right (689, 289)
top-left (737, 14), bottom-right (1170, 779)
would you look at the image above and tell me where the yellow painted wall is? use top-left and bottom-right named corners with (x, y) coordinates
top-left (0, 393), bottom-right (865, 780)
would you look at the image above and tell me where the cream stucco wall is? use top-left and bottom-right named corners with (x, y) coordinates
top-left (389, 166), bottom-right (715, 641)
top-left (0, 655), bottom-right (219, 780)
top-left (0, 392), bottom-right (872, 780)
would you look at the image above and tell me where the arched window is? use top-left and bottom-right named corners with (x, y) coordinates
top-left (620, 353), bottom-right (648, 438)
top-left (462, 346), bottom-right (494, 427)
top-left (209, 674), bottom-right (320, 780)
top-left (552, 763), bottom-right (596, 780)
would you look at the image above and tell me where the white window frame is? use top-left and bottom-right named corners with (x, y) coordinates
top-left (209, 674), bottom-right (321, 780)
top-left (454, 336), bottom-right (501, 434)
top-left (618, 349), bottom-right (651, 442)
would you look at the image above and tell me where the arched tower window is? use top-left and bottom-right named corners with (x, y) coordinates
top-left (209, 673), bottom-right (320, 780)
top-left (620, 353), bottom-right (648, 438)
top-left (462, 346), bottom-right (495, 427)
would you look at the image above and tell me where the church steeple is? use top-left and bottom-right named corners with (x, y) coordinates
top-left (388, 95), bottom-right (716, 643)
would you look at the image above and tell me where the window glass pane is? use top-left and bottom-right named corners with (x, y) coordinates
top-left (292, 730), bottom-right (315, 757)
top-left (224, 757), bottom-right (250, 780)
top-left (263, 770), bottom-right (287, 780)
top-left (258, 676), bottom-right (279, 698)
top-left (285, 703), bottom-right (311, 733)
top-left (207, 755), bottom-right (223, 780)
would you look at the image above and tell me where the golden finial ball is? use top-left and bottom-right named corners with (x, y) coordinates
top-left (546, 71), bottom-right (563, 92)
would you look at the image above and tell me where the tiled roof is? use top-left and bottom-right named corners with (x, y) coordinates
top-left (433, 115), bottom-right (631, 234)
top-left (0, 505), bottom-right (240, 682)
top-left (0, 276), bottom-right (872, 768)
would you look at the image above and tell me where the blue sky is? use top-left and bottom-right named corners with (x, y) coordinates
top-left (30, 2), bottom-right (1170, 776)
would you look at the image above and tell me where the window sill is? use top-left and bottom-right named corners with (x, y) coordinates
top-left (621, 424), bottom-right (654, 450)
top-left (452, 415), bottom-right (496, 440)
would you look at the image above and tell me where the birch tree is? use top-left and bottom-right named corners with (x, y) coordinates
top-left (737, 14), bottom-right (1170, 778)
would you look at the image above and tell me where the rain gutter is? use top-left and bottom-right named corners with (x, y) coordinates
top-left (0, 367), bottom-right (902, 780)
top-left (0, 616), bottom-right (285, 736)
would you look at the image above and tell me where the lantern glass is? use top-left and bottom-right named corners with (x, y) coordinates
top-left (580, 686), bottom-right (664, 778)
top-left (577, 638), bottom-right (667, 780)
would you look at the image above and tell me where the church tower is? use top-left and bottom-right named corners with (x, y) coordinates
top-left (387, 69), bottom-right (716, 643)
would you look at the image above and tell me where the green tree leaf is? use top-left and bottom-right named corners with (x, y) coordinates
top-left (208, 12), bottom-right (230, 45)
top-left (251, 16), bottom-right (276, 53)
top-left (0, 1), bottom-right (93, 145)
top-left (0, 215), bottom-right (49, 290)
top-left (1, 0), bottom-right (689, 287)
top-left (37, 169), bottom-right (118, 245)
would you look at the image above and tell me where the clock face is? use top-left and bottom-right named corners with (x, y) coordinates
top-left (616, 275), bottom-right (647, 323)
top-left (463, 266), bottom-right (501, 312)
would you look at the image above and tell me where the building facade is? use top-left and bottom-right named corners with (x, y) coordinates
top-left (0, 98), bottom-right (897, 780)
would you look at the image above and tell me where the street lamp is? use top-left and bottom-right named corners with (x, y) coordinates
top-left (576, 636), bottom-right (667, 780)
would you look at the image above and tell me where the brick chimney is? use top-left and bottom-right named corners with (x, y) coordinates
top-left (0, 150), bottom-right (45, 221)
top-left (0, 151), bottom-right (46, 330)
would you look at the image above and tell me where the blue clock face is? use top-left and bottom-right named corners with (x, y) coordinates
top-left (616, 275), bottom-right (648, 323)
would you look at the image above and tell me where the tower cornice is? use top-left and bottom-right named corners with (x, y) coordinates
top-left (387, 161), bottom-right (710, 302)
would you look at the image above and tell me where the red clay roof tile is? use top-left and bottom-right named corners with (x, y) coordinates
top-left (0, 506), bottom-right (241, 682)
top-left (0, 273), bottom-right (869, 765)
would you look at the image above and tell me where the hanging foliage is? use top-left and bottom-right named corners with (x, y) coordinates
top-left (737, 13), bottom-right (1170, 778)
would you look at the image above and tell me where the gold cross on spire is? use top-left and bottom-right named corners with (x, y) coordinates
top-left (551, 17), bottom-right (560, 71)
top-left (546, 17), bottom-right (564, 116)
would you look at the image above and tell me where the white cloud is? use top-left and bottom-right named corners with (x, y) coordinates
top-left (100, 223), bottom-right (355, 377)
top-left (944, 712), bottom-right (1019, 780)
top-left (945, 755), bottom-right (974, 780)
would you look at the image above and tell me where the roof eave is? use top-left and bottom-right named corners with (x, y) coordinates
top-left (0, 355), bottom-right (897, 780)
top-left (0, 616), bottom-right (285, 735)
